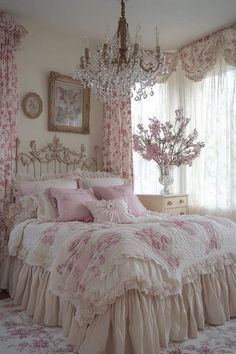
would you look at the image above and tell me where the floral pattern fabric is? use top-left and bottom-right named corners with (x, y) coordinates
top-left (0, 299), bottom-right (75, 353)
top-left (43, 213), bottom-right (236, 326)
top-left (8, 220), bottom-right (88, 271)
top-left (0, 13), bottom-right (27, 277)
top-left (103, 98), bottom-right (133, 181)
top-left (163, 24), bottom-right (236, 82)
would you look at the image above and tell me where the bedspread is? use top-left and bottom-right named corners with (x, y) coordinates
top-left (47, 214), bottom-right (236, 326)
top-left (8, 220), bottom-right (92, 270)
top-left (8, 212), bottom-right (165, 270)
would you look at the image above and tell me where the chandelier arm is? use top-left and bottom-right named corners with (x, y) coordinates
top-left (139, 58), bottom-right (163, 73)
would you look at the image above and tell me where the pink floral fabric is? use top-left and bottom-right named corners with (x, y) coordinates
top-left (160, 24), bottom-right (236, 82)
top-left (222, 24), bottom-right (236, 67)
top-left (103, 98), bottom-right (133, 181)
top-left (179, 32), bottom-right (221, 81)
top-left (48, 213), bottom-right (236, 326)
top-left (0, 13), bottom-right (27, 277)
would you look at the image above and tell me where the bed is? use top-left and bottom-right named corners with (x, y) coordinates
top-left (1, 136), bottom-right (236, 354)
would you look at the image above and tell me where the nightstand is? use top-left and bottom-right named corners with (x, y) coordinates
top-left (137, 194), bottom-right (188, 215)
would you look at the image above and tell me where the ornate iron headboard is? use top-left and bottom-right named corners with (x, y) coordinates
top-left (16, 135), bottom-right (99, 177)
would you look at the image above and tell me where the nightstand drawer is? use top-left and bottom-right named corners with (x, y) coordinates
top-left (137, 194), bottom-right (188, 214)
top-left (164, 196), bottom-right (187, 209)
top-left (166, 207), bottom-right (187, 215)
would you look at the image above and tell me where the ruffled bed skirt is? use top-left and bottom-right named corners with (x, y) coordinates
top-left (1, 256), bottom-right (236, 354)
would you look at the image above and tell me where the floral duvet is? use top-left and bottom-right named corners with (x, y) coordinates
top-left (8, 212), bottom-right (236, 327)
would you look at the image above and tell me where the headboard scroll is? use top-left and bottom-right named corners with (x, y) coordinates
top-left (16, 135), bottom-right (99, 177)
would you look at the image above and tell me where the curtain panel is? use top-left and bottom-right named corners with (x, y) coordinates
top-left (103, 99), bottom-right (133, 181)
top-left (0, 13), bottom-right (27, 276)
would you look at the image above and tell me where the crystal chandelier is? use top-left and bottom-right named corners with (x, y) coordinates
top-left (74, 0), bottom-right (167, 102)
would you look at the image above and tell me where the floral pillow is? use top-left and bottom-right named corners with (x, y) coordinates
top-left (84, 197), bottom-right (135, 224)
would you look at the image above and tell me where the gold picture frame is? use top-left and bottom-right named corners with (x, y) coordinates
top-left (48, 71), bottom-right (90, 134)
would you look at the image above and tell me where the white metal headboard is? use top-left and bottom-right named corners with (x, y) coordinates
top-left (16, 135), bottom-right (99, 177)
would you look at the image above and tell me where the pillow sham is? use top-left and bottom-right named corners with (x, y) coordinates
top-left (35, 179), bottom-right (77, 220)
top-left (93, 184), bottom-right (145, 217)
top-left (47, 187), bottom-right (97, 222)
top-left (14, 175), bottom-right (77, 198)
top-left (79, 176), bottom-right (125, 189)
top-left (84, 197), bottom-right (135, 223)
top-left (73, 168), bottom-right (117, 179)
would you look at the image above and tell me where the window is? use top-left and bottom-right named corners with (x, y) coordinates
top-left (131, 61), bottom-right (236, 219)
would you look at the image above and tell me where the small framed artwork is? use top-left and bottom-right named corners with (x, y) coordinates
top-left (48, 71), bottom-right (90, 134)
top-left (22, 92), bottom-right (43, 119)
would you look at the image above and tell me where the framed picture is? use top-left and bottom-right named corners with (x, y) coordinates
top-left (48, 71), bottom-right (90, 134)
top-left (22, 92), bottom-right (43, 119)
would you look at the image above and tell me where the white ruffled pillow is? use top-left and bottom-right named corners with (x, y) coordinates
top-left (84, 197), bottom-right (135, 224)
top-left (79, 176), bottom-right (125, 189)
top-left (14, 169), bottom-right (117, 197)
top-left (35, 179), bottom-right (77, 220)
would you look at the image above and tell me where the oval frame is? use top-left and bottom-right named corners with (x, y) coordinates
top-left (22, 92), bottom-right (43, 119)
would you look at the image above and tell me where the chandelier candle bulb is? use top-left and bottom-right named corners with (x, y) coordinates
top-left (155, 27), bottom-right (159, 48)
top-left (134, 25), bottom-right (141, 44)
top-left (84, 36), bottom-right (89, 49)
top-left (80, 46), bottom-right (84, 57)
top-left (105, 26), bottom-right (110, 43)
top-left (85, 48), bottom-right (90, 64)
top-left (80, 56), bottom-right (85, 69)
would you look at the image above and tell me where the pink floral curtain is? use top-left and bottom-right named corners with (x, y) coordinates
top-left (103, 99), bottom-right (133, 181)
top-left (0, 13), bottom-right (27, 274)
top-left (159, 23), bottom-right (236, 82)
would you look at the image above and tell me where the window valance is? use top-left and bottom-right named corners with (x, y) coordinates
top-left (157, 23), bottom-right (236, 83)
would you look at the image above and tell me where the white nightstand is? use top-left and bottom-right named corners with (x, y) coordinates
top-left (137, 194), bottom-right (188, 215)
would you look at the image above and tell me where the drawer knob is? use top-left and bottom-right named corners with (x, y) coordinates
top-left (167, 201), bottom-right (173, 206)
top-left (179, 199), bottom-right (184, 204)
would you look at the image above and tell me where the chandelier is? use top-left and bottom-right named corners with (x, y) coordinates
top-left (74, 0), bottom-right (167, 102)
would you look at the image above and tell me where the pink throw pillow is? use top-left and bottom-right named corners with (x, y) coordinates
top-left (84, 198), bottom-right (135, 223)
top-left (93, 184), bottom-right (145, 217)
top-left (47, 188), bottom-right (97, 222)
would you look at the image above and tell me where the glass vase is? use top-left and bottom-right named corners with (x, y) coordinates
top-left (158, 165), bottom-right (174, 194)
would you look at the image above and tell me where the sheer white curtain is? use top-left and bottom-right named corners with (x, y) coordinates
top-left (132, 59), bottom-right (236, 219)
top-left (131, 71), bottom-right (181, 194)
top-left (183, 60), bottom-right (236, 219)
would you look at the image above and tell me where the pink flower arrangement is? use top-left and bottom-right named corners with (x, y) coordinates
top-left (133, 109), bottom-right (205, 166)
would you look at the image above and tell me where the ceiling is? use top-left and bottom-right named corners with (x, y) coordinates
top-left (0, 0), bottom-right (236, 50)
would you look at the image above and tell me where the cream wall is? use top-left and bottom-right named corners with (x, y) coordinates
top-left (15, 18), bottom-right (104, 169)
